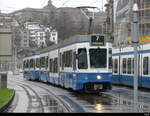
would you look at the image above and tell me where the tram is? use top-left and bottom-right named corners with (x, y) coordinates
top-left (112, 43), bottom-right (150, 89)
top-left (23, 34), bottom-right (112, 92)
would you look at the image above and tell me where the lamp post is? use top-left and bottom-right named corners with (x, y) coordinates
top-left (132, 3), bottom-right (139, 112)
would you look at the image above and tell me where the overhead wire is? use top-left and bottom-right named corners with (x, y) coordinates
top-left (61, 0), bottom-right (72, 7)
top-left (41, 0), bottom-right (48, 7)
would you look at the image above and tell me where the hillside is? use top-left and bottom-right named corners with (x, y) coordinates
top-left (10, 0), bottom-right (106, 41)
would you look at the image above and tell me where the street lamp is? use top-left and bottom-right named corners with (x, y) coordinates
top-left (132, 3), bottom-right (139, 112)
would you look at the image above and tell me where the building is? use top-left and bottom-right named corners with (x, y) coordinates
top-left (0, 28), bottom-right (13, 71)
top-left (45, 27), bottom-right (58, 44)
top-left (23, 21), bottom-right (58, 48)
top-left (24, 22), bottom-right (41, 30)
top-left (35, 30), bottom-right (47, 48)
top-left (113, 0), bottom-right (150, 47)
top-left (21, 30), bottom-right (30, 48)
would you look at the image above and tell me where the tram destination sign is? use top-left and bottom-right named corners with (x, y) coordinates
top-left (91, 35), bottom-right (105, 46)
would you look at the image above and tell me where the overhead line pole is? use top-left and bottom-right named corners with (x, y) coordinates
top-left (132, 3), bottom-right (139, 112)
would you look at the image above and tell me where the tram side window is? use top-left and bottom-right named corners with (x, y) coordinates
top-left (62, 53), bottom-right (65, 70)
top-left (49, 59), bottom-right (53, 73)
top-left (73, 51), bottom-right (76, 71)
top-left (46, 56), bottom-right (48, 69)
top-left (113, 59), bottom-right (118, 73)
top-left (54, 58), bottom-right (58, 73)
top-left (59, 53), bottom-right (62, 67)
top-left (33, 59), bottom-right (35, 69)
top-left (23, 61), bottom-right (26, 69)
top-left (26, 60), bottom-right (29, 69)
top-left (40, 57), bottom-right (46, 68)
top-left (78, 48), bottom-right (88, 69)
top-left (131, 58), bottom-right (134, 74)
top-left (122, 58), bottom-right (127, 74)
top-left (109, 49), bottom-right (112, 69)
top-left (143, 57), bottom-right (149, 75)
top-left (62, 50), bottom-right (73, 68)
top-left (127, 58), bottom-right (132, 74)
top-left (30, 59), bottom-right (34, 68)
top-left (36, 58), bottom-right (40, 68)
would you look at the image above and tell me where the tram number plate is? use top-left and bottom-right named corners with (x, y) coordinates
top-left (94, 84), bottom-right (103, 90)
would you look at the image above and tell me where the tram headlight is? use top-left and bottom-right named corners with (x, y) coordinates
top-left (97, 75), bottom-right (102, 80)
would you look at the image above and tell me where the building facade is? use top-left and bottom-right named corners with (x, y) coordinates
top-left (46, 27), bottom-right (58, 44)
top-left (23, 21), bottom-right (58, 48)
top-left (35, 30), bottom-right (47, 48)
top-left (21, 30), bottom-right (30, 48)
top-left (114, 0), bottom-right (150, 47)
top-left (0, 28), bottom-right (13, 71)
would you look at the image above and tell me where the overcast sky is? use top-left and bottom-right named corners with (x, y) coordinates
top-left (0, 0), bottom-right (107, 13)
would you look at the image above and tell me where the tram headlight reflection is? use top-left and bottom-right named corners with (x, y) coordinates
top-left (95, 104), bottom-right (103, 111)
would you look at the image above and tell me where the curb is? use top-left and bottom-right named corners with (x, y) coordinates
top-left (0, 90), bottom-right (15, 112)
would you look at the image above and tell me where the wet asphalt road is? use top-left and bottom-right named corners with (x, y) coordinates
top-left (5, 72), bottom-right (150, 113)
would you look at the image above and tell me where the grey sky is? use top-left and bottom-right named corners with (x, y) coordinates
top-left (0, 0), bottom-right (107, 13)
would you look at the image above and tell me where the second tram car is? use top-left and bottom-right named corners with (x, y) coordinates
top-left (112, 43), bottom-right (150, 89)
top-left (23, 35), bottom-right (112, 92)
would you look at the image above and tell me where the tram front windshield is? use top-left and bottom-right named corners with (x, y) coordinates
top-left (89, 48), bottom-right (107, 68)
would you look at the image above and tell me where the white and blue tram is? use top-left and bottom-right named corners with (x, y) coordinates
top-left (112, 43), bottom-right (150, 89)
top-left (23, 35), bottom-right (112, 92)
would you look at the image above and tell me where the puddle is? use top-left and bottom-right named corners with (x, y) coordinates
top-left (42, 95), bottom-right (65, 113)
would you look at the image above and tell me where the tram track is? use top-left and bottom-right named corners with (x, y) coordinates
top-left (8, 78), bottom-right (74, 112)
top-left (17, 84), bottom-right (44, 112)
top-left (8, 75), bottom-right (150, 112)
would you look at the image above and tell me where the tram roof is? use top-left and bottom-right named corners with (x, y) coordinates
top-left (38, 34), bottom-right (91, 54)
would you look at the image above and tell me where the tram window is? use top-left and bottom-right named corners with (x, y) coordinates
top-left (49, 59), bottom-right (53, 72)
top-left (73, 51), bottom-right (76, 71)
top-left (23, 61), bottom-right (26, 69)
top-left (26, 60), bottom-right (29, 68)
top-left (36, 58), bottom-right (40, 68)
top-left (143, 57), bottom-right (149, 75)
top-left (113, 59), bottom-right (118, 73)
top-left (62, 50), bottom-right (73, 68)
top-left (40, 57), bottom-right (46, 67)
top-left (109, 49), bottom-right (112, 69)
top-left (122, 58), bottom-right (127, 74)
top-left (54, 58), bottom-right (58, 73)
top-left (78, 48), bottom-right (88, 69)
top-left (46, 56), bottom-right (48, 68)
top-left (59, 53), bottom-right (62, 67)
top-left (30, 59), bottom-right (34, 68)
top-left (131, 58), bottom-right (134, 74)
top-left (89, 48), bottom-right (107, 68)
top-left (62, 53), bottom-right (65, 70)
top-left (33, 59), bottom-right (35, 69)
top-left (127, 58), bottom-right (132, 74)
